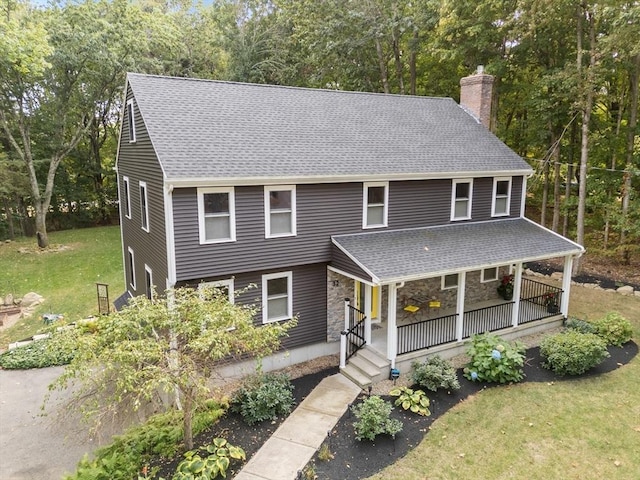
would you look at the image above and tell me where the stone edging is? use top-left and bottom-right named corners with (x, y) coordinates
top-left (524, 269), bottom-right (640, 297)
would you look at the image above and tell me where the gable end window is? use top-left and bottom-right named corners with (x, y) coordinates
top-left (451, 179), bottom-right (473, 221)
top-left (442, 273), bottom-right (458, 290)
top-left (197, 187), bottom-right (236, 244)
top-left (122, 176), bottom-right (131, 219)
top-left (265, 186), bottom-right (296, 238)
top-left (127, 247), bottom-right (136, 290)
top-left (262, 272), bottom-right (292, 323)
top-left (363, 182), bottom-right (388, 229)
top-left (126, 99), bottom-right (136, 143)
top-left (492, 178), bottom-right (512, 217)
top-left (140, 181), bottom-right (149, 232)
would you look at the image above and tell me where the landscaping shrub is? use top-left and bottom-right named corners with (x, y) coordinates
top-left (564, 317), bottom-right (598, 334)
top-left (593, 312), bottom-right (633, 347)
top-left (0, 336), bottom-right (75, 369)
top-left (351, 395), bottom-right (403, 441)
top-left (410, 355), bottom-right (460, 392)
top-left (540, 331), bottom-right (610, 376)
top-left (65, 402), bottom-right (224, 480)
top-left (389, 387), bottom-right (431, 416)
top-left (231, 372), bottom-right (295, 425)
top-left (463, 333), bottom-right (525, 384)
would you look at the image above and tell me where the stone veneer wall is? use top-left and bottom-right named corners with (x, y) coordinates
top-left (326, 270), bottom-right (353, 342)
top-left (396, 266), bottom-right (512, 311)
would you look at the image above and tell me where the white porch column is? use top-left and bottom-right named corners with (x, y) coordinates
top-left (387, 283), bottom-right (398, 367)
top-left (561, 255), bottom-right (574, 316)
top-left (364, 284), bottom-right (372, 345)
top-left (455, 272), bottom-right (466, 342)
top-left (339, 298), bottom-right (350, 368)
top-left (512, 262), bottom-right (523, 327)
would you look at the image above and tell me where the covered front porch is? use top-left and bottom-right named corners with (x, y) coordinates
top-left (329, 218), bottom-right (584, 384)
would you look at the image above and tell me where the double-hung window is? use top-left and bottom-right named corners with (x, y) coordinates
top-left (198, 187), bottom-right (235, 244)
top-left (451, 179), bottom-right (473, 221)
top-left (199, 279), bottom-right (234, 304)
top-left (122, 176), bottom-right (131, 219)
top-left (127, 247), bottom-right (136, 290)
top-left (144, 265), bottom-right (153, 300)
top-left (126, 99), bottom-right (136, 143)
top-left (262, 272), bottom-right (292, 323)
top-left (140, 181), bottom-right (149, 232)
top-left (363, 182), bottom-right (388, 228)
top-left (492, 177), bottom-right (512, 217)
top-left (265, 186), bottom-right (296, 237)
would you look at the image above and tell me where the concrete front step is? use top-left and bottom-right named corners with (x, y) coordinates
top-left (340, 346), bottom-right (390, 388)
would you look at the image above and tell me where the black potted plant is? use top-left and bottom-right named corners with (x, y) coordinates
top-left (497, 274), bottom-right (514, 300)
top-left (544, 291), bottom-right (559, 313)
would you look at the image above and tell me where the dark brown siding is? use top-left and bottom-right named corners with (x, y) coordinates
top-left (182, 264), bottom-right (327, 350)
top-left (117, 86), bottom-right (168, 296)
top-left (173, 177), bottom-right (521, 281)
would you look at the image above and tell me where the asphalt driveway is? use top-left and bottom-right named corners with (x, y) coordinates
top-left (0, 367), bottom-right (111, 480)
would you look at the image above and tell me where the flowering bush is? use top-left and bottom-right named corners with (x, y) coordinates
top-left (463, 333), bottom-right (525, 383)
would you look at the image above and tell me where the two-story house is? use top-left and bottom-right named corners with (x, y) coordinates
top-left (115, 70), bottom-right (583, 386)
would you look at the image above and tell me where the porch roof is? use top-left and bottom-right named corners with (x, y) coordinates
top-left (331, 218), bottom-right (584, 285)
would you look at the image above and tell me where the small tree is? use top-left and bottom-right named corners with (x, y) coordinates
top-left (49, 285), bottom-right (295, 450)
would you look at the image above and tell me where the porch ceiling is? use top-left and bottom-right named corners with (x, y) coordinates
top-left (331, 217), bottom-right (584, 285)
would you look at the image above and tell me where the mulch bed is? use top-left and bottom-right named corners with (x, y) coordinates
top-left (308, 341), bottom-right (637, 480)
top-left (153, 342), bottom-right (636, 480)
top-left (527, 260), bottom-right (640, 291)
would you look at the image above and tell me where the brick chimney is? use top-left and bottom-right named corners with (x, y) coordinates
top-left (460, 66), bottom-right (494, 130)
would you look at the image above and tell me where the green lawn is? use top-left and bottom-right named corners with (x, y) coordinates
top-left (368, 285), bottom-right (640, 480)
top-left (0, 226), bottom-right (123, 348)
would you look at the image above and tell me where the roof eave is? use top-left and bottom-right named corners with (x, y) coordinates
top-left (164, 169), bottom-right (534, 188)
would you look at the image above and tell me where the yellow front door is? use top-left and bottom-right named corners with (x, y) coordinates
top-left (355, 282), bottom-right (379, 320)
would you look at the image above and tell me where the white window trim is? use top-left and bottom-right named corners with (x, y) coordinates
top-left (199, 278), bottom-right (235, 304)
top-left (362, 181), bottom-right (389, 229)
top-left (264, 185), bottom-right (297, 238)
top-left (450, 179), bottom-right (473, 221)
top-left (144, 264), bottom-right (153, 300)
top-left (481, 267), bottom-right (499, 283)
top-left (123, 176), bottom-right (131, 219)
top-left (197, 187), bottom-right (236, 244)
top-left (140, 181), bottom-right (149, 232)
top-left (126, 99), bottom-right (136, 143)
top-left (491, 177), bottom-right (512, 217)
top-left (442, 273), bottom-right (458, 290)
top-left (262, 271), bottom-right (293, 324)
top-left (128, 247), bottom-right (136, 290)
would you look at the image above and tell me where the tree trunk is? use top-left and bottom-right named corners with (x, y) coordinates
top-left (409, 30), bottom-right (418, 95)
top-left (541, 159), bottom-right (549, 227)
top-left (620, 54), bottom-right (639, 248)
top-left (551, 141), bottom-right (561, 233)
top-left (182, 387), bottom-right (194, 451)
top-left (574, 2), bottom-right (596, 273)
top-left (375, 36), bottom-right (390, 94)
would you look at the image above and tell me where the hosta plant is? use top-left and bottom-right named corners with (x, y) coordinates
top-left (389, 387), bottom-right (431, 416)
top-left (172, 438), bottom-right (245, 480)
top-left (463, 333), bottom-right (525, 384)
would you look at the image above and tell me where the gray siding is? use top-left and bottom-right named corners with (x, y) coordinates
top-left (117, 86), bottom-right (168, 296)
top-left (331, 246), bottom-right (374, 282)
top-left (181, 264), bottom-right (327, 350)
top-left (173, 178), bottom-right (523, 281)
top-left (511, 176), bottom-right (523, 216)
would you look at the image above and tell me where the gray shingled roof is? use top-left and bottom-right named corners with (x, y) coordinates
top-left (332, 218), bottom-right (583, 284)
top-left (126, 73), bottom-right (532, 182)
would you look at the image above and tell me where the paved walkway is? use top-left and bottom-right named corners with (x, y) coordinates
top-left (234, 374), bottom-right (361, 480)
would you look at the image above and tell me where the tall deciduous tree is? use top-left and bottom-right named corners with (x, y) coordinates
top-left (51, 286), bottom-right (295, 450)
